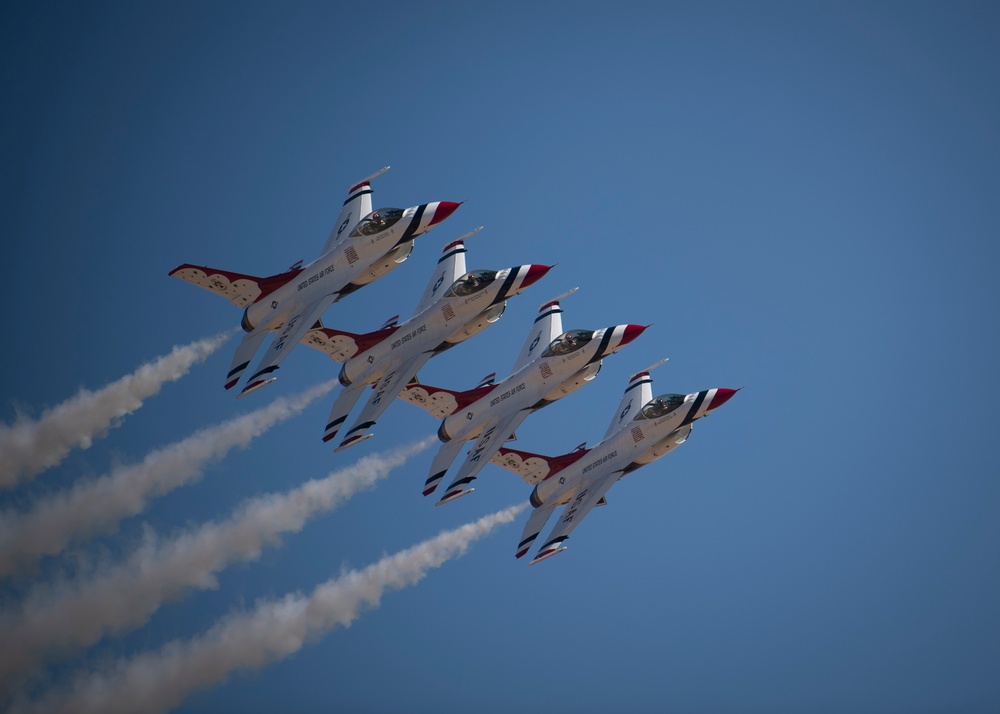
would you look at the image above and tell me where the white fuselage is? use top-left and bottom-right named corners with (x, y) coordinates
top-left (339, 269), bottom-right (515, 387)
top-left (439, 326), bottom-right (634, 444)
top-left (242, 204), bottom-right (437, 333)
top-left (531, 389), bottom-right (724, 507)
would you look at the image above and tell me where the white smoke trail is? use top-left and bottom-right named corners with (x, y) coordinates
top-left (0, 331), bottom-right (234, 490)
top-left (12, 504), bottom-right (525, 714)
top-left (0, 437), bottom-right (436, 682)
top-left (0, 381), bottom-right (336, 579)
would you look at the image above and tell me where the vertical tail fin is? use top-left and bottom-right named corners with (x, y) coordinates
top-left (603, 359), bottom-right (668, 438)
top-left (413, 227), bottom-right (482, 313)
top-left (510, 288), bottom-right (578, 373)
top-left (320, 167), bottom-right (389, 255)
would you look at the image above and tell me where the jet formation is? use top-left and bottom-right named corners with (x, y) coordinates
top-left (170, 167), bottom-right (739, 564)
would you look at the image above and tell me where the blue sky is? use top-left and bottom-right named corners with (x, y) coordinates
top-left (3, 2), bottom-right (999, 711)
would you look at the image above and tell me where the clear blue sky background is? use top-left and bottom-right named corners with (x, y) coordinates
top-left (3, 2), bottom-right (999, 711)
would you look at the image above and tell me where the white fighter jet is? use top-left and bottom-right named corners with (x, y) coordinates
top-left (489, 360), bottom-right (739, 565)
top-left (168, 167), bottom-right (459, 398)
top-left (303, 228), bottom-right (552, 451)
top-left (396, 291), bottom-right (648, 505)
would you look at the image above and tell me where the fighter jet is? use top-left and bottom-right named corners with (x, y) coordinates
top-left (302, 228), bottom-right (552, 451)
top-left (396, 291), bottom-right (647, 504)
top-left (489, 360), bottom-right (738, 565)
top-left (168, 167), bottom-right (459, 398)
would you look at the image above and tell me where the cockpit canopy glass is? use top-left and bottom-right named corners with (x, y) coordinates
top-left (350, 208), bottom-right (405, 237)
top-left (444, 269), bottom-right (498, 298)
top-left (542, 329), bottom-right (595, 357)
top-left (636, 393), bottom-right (687, 420)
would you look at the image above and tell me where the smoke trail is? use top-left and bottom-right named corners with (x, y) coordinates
top-left (0, 437), bottom-right (436, 682)
top-left (13, 504), bottom-right (525, 714)
top-left (0, 381), bottom-right (336, 579)
top-left (0, 331), bottom-right (234, 490)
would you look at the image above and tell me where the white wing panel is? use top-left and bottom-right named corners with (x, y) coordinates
top-left (335, 352), bottom-right (434, 451)
top-left (531, 470), bottom-right (621, 564)
top-left (438, 409), bottom-right (531, 503)
top-left (239, 294), bottom-right (337, 396)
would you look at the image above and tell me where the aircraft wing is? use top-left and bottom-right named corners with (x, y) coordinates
top-left (320, 167), bottom-right (388, 255)
top-left (239, 294), bottom-right (338, 397)
top-left (396, 382), bottom-right (465, 419)
top-left (510, 289), bottom-right (576, 374)
top-left (335, 351), bottom-right (435, 451)
top-left (530, 470), bottom-right (622, 565)
top-left (299, 326), bottom-right (361, 363)
top-left (437, 408), bottom-right (532, 504)
top-left (225, 329), bottom-right (270, 390)
top-left (169, 264), bottom-right (267, 308)
top-left (516, 501), bottom-right (559, 559)
top-left (300, 322), bottom-right (399, 364)
top-left (490, 445), bottom-right (590, 485)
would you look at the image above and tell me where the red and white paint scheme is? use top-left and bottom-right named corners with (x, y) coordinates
top-left (488, 360), bottom-right (739, 565)
top-left (397, 290), bottom-right (648, 505)
top-left (305, 227), bottom-right (551, 450)
top-left (168, 167), bottom-right (460, 398)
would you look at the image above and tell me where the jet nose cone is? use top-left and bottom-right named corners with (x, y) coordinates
top-left (618, 323), bottom-right (649, 347)
top-left (427, 201), bottom-right (461, 226)
top-left (520, 264), bottom-right (553, 289)
top-left (708, 388), bottom-right (739, 411)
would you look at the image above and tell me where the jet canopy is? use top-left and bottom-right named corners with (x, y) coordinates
top-left (542, 329), bottom-right (595, 357)
top-left (637, 393), bottom-right (687, 420)
top-left (444, 269), bottom-right (498, 298)
top-left (351, 208), bottom-right (404, 237)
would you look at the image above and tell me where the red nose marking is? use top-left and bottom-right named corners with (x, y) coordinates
top-left (428, 201), bottom-right (461, 226)
top-left (521, 264), bottom-right (553, 289)
top-left (619, 324), bottom-right (648, 346)
top-left (709, 388), bottom-right (739, 410)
